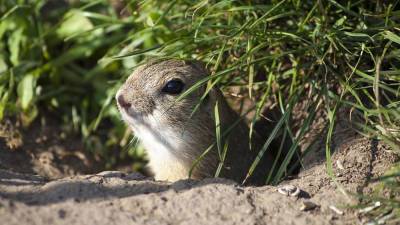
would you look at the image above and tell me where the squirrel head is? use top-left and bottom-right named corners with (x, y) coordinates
top-left (116, 59), bottom-right (216, 134)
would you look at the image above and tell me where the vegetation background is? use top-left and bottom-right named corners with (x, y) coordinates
top-left (0, 0), bottom-right (399, 220)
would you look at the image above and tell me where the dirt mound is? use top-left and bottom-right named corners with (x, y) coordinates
top-left (0, 132), bottom-right (397, 225)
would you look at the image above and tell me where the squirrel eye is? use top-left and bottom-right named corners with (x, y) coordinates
top-left (162, 79), bottom-right (185, 95)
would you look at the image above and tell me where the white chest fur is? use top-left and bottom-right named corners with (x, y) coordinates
top-left (130, 117), bottom-right (191, 182)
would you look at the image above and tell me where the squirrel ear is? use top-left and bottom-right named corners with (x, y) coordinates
top-left (185, 60), bottom-right (208, 75)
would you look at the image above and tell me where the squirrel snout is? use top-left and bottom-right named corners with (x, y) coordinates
top-left (117, 94), bottom-right (131, 109)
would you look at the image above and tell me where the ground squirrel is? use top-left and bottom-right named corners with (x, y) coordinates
top-left (116, 59), bottom-right (281, 185)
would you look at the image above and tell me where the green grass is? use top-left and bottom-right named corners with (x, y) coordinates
top-left (0, 0), bottom-right (399, 221)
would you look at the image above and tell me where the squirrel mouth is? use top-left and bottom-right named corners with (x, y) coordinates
top-left (118, 105), bottom-right (141, 120)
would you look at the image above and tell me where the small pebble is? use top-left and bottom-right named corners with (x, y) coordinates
top-left (336, 160), bottom-right (344, 170)
top-left (300, 201), bottom-right (318, 211)
top-left (277, 185), bottom-right (301, 197)
top-left (58, 209), bottom-right (66, 219)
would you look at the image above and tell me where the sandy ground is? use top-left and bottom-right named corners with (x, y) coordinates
top-left (0, 141), bottom-right (396, 224)
top-left (0, 117), bottom-right (398, 225)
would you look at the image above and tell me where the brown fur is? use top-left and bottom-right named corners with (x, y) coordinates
top-left (116, 59), bottom-right (274, 185)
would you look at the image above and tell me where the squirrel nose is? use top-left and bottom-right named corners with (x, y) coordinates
top-left (117, 95), bottom-right (131, 109)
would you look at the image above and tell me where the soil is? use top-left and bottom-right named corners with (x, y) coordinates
top-left (0, 117), bottom-right (105, 178)
top-left (0, 114), bottom-right (398, 225)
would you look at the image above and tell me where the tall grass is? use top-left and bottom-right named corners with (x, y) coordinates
top-left (0, 0), bottom-right (399, 219)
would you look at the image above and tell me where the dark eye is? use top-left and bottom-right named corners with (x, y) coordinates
top-left (162, 79), bottom-right (185, 95)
